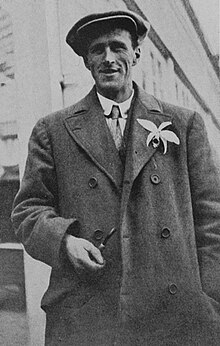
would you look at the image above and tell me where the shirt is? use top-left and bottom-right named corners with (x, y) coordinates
top-left (97, 90), bottom-right (134, 135)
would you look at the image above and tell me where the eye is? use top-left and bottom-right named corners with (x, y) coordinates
top-left (111, 42), bottom-right (127, 52)
top-left (89, 44), bottom-right (104, 55)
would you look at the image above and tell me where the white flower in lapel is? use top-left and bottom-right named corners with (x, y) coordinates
top-left (137, 119), bottom-right (180, 154)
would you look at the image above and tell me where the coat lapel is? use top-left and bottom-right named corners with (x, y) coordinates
top-left (64, 87), bottom-right (123, 190)
top-left (122, 86), bottom-right (173, 207)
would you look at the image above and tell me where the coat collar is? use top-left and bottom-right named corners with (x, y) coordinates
top-left (63, 86), bottom-right (123, 190)
top-left (123, 84), bottom-right (172, 187)
top-left (63, 83), bottom-right (173, 191)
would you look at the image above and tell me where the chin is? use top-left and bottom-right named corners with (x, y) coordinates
top-left (98, 82), bottom-right (121, 93)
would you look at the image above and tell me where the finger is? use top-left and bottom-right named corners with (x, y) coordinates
top-left (79, 250), bottom-right (104, 271)
top-left (84, 241), bottom-right (104, 265)
top-left (66, 237), bottom-right (105, 271)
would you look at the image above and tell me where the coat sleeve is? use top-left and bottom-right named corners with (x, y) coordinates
top-left (187, 112), bottom-right (220, 302)
top-left (11, 118), bottom-right (79, 269)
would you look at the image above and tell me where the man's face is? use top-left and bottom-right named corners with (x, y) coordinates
top-left (85, 29), bottom-right (140, 102)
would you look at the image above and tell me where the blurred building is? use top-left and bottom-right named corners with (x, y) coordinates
top-left (0, 4), bottom-right (29, 346)
top-left (0, 0), bottom-right (219, 345)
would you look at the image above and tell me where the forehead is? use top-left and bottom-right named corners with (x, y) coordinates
top-left (88, 29), bottom-right (133, 47)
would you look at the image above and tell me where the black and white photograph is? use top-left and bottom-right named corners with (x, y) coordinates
top-left (0, 0), bottom-right (219, 345)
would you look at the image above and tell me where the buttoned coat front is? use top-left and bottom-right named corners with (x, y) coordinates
top-left (12, 84), bottom-right (220, 345)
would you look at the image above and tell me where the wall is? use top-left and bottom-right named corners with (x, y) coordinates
top-left (0, 1), bottom-right (53, 345)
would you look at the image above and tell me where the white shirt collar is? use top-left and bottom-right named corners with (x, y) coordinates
top-left (97, 89), bottom-right (134, 119)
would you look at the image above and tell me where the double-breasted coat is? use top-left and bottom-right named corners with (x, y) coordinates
top-left (12, 83), bottom-right (220, 345)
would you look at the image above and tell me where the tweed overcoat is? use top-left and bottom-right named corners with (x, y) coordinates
top-left (12, 84), bottom-right (220, 345)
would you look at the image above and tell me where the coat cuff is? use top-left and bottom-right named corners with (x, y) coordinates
top-left (25, 215), bottom-right (80, 269)
top-left (59, 221), bottom-right (81, 267)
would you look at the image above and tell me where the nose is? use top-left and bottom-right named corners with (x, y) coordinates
top-left (103, 47), bottom-right (115, 64)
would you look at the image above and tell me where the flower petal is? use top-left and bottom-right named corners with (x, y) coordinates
top-left (137, 119), bottom-right (158, 133)
top-left (146, 132), bottom-right (155, 146)
top-left (158, 121), bottom-right (172, 131)
top-left (160, 130), bottom-right (180, 144)
top-left (160, 137), bottom-right (168, 154)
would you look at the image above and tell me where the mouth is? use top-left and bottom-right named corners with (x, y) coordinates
top-left (100, 68), bottom-right (119, 75)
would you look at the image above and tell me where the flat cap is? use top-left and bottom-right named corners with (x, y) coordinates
top-left (66, 10), bottom-right (150, 56)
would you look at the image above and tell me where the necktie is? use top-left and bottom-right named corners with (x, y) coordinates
top-left (108, 105), bottom-right (123, 151)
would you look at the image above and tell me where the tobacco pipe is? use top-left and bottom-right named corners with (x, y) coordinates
top-left (98, 227), bottom-right (117, 252)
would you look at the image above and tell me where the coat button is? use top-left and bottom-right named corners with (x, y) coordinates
top-left (88, 177), bottom-right (98, 188)
top-left (161, 228), bottom-right (170, 238)
top-left (168, 283), bottom-right (178, 295)
top-left (93, 229), bottom-right (104, 240)
top-left (150, 174), bottom-right (161, 184)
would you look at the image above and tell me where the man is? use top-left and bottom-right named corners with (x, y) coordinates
top-left (12, 9), bottom-right (220, 346)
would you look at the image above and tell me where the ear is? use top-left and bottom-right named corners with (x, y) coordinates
top-left (132, 47), bottom-right (141, 66)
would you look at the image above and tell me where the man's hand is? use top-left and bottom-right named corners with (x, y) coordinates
top-left (65, 235), bottom-right (105, 273)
